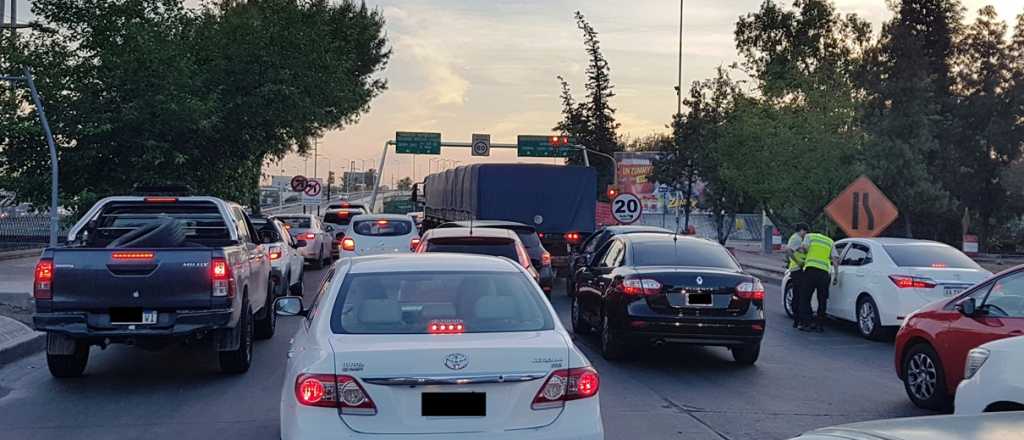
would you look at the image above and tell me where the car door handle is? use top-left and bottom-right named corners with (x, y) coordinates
top-left (1011, 330), bottom-right (1023, 335)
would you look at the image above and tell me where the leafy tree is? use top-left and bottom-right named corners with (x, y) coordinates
top-left (947, 6), bottom-right (1021, 248)
top-left (0, 0), bottom-right (390, 215)
top-left (860, 0), bottom-right (963, 239)
top-left (554, 11), bottom-right (621, 199)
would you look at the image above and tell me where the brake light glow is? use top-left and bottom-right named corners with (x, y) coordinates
top-left (622, 278), bottom-right (662, 296)
top-left (143, 196), bottom-right (177, 203)
top-left (376, 219), bottom-right (389, 225)
top-left (427, 320), bottom-right (465, 334)
top-left (735, 279), bottom-right (765, 301)
top-left (931, 263), bottom-right (947, 268)
top-left (294, 374), bottom-right (377, 414)
top-left (304, 233), bottom-right (316, 240)
top-left (341, 237), bottom-right (356, 252)
top-left (111, 251), bottom-right (155, 260)
top-left (211, 257), bottom-right (234, 297)
top-left (532, 367), bottom-right (600, 410)
top-left (538, 232), bottom-right (545, 238)
top-left (410, 237), bottom-right (421, 252)
top-left (269, 246), bottom-right (282, 261)
top-left (564, 232), bottom-right (581, 243)
top-left (33, 259), bottom-right (54, 300)
top-left (541, 251), bottom-right (552, 267)
top-left (889, 275), bottom-right (937, 289)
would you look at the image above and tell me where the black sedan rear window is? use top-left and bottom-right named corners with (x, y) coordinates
top-left (425, 237), bottom-right (518, 261)
top-left (632, 240), bottom-right (740, 270)
top-left (331, 272), bottom-right (553, 334)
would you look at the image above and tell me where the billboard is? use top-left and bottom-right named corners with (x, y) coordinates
top-left (614, 152), bottom-right (704, 215)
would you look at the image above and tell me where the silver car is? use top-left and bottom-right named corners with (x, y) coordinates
top-left (789, 412), bottom-right (1024, 440)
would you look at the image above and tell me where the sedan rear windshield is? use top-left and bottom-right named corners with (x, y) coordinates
top-left (324, 210), bottom-right (361, 226)
top-left (632, 240), bottom-right (740, 270)
top-left (511, 230), bottom-right (542, 248)
top-left (884, 245), bottom-right (982, 269)
top-left (276, 216), bottom-right (311, 229)
top-left (352, 219), bottom-right (414, 237)
top-left (425, 237), bottom-right (518, 260)
top-left (331, 271), bottom-right (553, 334)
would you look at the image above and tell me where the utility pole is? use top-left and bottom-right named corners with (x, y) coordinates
top-left (676, 0), bottom-right (695, 234)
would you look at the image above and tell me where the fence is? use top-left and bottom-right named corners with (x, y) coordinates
top-left (0, 215), bottom-right (66, 250)
top-left (634, 212), bottom-right (765, 242)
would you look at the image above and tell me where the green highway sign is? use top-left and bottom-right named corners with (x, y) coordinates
top-left (396, 131), bottom-right (441, 155)
top-left (517, 135), bottom-right (573, 158)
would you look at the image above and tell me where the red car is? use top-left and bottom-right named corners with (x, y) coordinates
top-left (895, 266), bottom-right (1024, 410)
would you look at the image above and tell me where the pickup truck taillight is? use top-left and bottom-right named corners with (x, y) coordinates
top-left (34, 259), bottom-right (54, 300)
top-left (268, 246), bottom-right (282, 261)
top-left (541, 251), bottom-right (552, 267)
top-left (211, 257), bottom-right (235, 297)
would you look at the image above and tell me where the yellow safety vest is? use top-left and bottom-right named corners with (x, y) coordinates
top-left (803, 233), bottom-right (834, 272)
top-left (788, 233), bottom-right (806, 270)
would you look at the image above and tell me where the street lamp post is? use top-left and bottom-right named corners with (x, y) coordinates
top-left (565, 144), bottom-right (616, 190)
top-left (0, 67), bottom-right (60, 246)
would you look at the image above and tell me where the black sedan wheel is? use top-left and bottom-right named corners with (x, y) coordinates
top-left (600, 315), bottom-right (626, 360)
top-left (571, 296), bottom-right (590, 335)
top-left (731, 343), bottom-right (760, 365)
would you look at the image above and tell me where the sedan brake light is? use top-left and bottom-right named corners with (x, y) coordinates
top-left (735, 279), bottom-right (765, 301)
top-left (622, 278), bottom-right (662, 296)
top-left (532, 367), bottom-right (600, 410)
top-left (427, 320), bottom-right (465, 334)
top-left (304, 233), bottom-right (316, 240)
top-left (410, 237), bottom-right (421, 252)
top-left (889, 275), bottom-right (936, 289)
top-left (33, 259), bottom-right (54, 300)
top-left (294, 374), bottom-right (377, 415)
top-left (341, 237), bottom-right (356, 252)
top-left (268, 245), bottom-right (282, 261)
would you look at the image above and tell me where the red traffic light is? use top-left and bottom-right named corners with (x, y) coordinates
top-left (548, 136), bottom-right (570, 146)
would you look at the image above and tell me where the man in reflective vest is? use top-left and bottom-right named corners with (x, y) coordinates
top-left (785, 223), bottom-right (809, 328)
top-left (799, 231), bottom-right (834, 332)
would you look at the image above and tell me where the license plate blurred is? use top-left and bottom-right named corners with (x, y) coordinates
top-left (110, 308), bottom-right (158, 325)
top-left (422, 393), bottom-right (485, 417)
top-left (944, 287), bottom-right (964, 297)
top-left (686, 293), bottom-right (713, 306)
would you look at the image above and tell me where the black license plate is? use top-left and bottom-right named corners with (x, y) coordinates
top-left (421, 392), bottom-right (486, 417)
top-left (686, 293), bottom-right (713, 306)
top-left (110, 308), bottom-right (158, 324)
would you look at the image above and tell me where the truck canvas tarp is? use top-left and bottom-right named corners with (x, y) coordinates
top-left (423, 164), bottom-right (597, 235)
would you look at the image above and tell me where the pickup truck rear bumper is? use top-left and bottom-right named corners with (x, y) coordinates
top-left (33, 308), bottom-right (234, 339)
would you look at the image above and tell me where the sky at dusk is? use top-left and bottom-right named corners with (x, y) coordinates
top-left (7, 0), bottom-right (1022, 186)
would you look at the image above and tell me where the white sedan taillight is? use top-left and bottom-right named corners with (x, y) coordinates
top-left (532, 367), bottom-right (600, 410)
top-left (295, 374), bottom-right (377, 415)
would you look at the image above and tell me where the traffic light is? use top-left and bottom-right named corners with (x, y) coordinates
top-left (547, 135), bottom-right (570, 146)
top-left (327, 171), bottom-right (336, 185)
top-left (606, 185), bottom-right (619, 199)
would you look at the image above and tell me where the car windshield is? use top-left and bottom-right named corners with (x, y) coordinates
top-left (276, 217), bottom-right (311, 229)
top-left (425, 237), bottom-right (518, 261)
top-left (331, 271), bottom-right (553, 334)
top-left (631, 240), bottom-right (741, 270)
top-left (883, 245), bottom-right (982, 269)
top-left (352, 219), bottom-right (414, 236)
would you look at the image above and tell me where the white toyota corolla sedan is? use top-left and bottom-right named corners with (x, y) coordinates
top-left (275, 253), bottom-right (604, 440)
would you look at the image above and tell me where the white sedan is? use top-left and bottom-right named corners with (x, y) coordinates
top-left (275, 253), bottom-right (604, 440)
top-left (338, 214), bottom-right (420, 257)
top-left (782, 238), bottom-right (990, 340)
top-left (955, 335), bottom-right (1024, 414)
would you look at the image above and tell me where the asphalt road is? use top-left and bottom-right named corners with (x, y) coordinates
top-left (0, 266), bottom-right (931, 440)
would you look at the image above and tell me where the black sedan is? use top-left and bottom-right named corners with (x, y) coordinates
top-left (567, 225), bottom-right (673, 296)
top-left (571, 233), bottom-right (765, 364)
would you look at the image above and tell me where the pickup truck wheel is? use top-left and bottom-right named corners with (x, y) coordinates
top-left (254, 285), bottom-right (276, 340)
top-left (46, 338), bottom-right (89, 378)
top-left (219, 301), bottom-right (253, 374)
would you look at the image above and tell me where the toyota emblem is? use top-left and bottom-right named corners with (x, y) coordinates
top-left (443, 353), bottom-right (468, 370)
top-left (696, 276), bottom-right (704, 285)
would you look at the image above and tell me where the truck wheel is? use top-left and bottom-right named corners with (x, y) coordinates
top-left (254, 285), bottom-right (276, 340)
top-left (219, 300), bottom-right (254, 374)
top-left (46, 337), bottom-right (89, 378)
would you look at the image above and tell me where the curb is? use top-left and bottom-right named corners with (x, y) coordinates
top-left (0, 331), bottom-right (44, 366)
top-left (0, 248), bottom-right (42, 262)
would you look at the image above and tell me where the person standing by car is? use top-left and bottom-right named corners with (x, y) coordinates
top-left (785, 223), bottom-right (809, 328)
top-left (799, 231), bottom-right (834, 332)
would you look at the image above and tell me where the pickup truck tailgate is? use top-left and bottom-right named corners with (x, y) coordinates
top-left (51, 249), bottom-right (215, 311)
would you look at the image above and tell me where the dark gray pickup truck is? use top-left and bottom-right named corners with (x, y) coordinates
top-left (32, 196), bottom-right (275, 377)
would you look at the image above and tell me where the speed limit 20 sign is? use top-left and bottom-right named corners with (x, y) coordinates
top-left (611, 193), bottom-right (643, 225)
